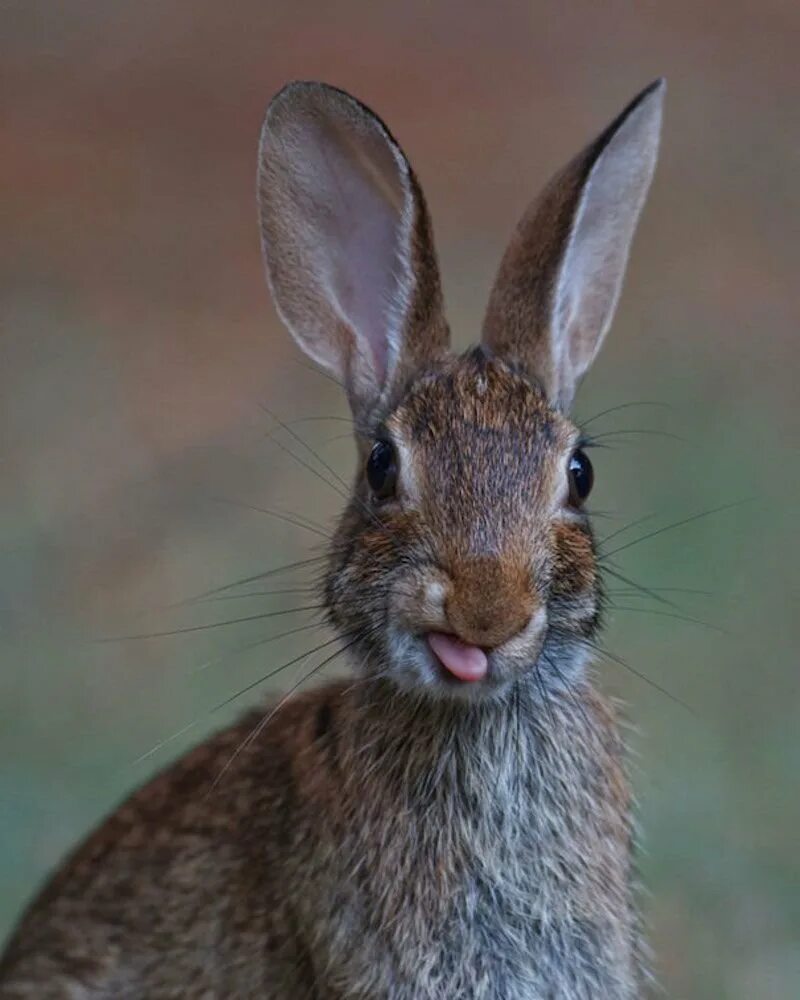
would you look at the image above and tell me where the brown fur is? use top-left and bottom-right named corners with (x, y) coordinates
top-left (0, 79), bottom-right (664, 998)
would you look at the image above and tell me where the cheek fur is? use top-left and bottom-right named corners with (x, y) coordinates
top-left (326, 505), bottom-right (424, 637)
top-left (549, 520), bottom-right (597, 599)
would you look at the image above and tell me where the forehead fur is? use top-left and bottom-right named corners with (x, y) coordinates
top-left (396, 348), bottom-right (565, 440)
top-left (387, 348), bottom-right (576, 556)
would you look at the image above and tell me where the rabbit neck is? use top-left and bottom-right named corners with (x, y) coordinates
top-left (343, 674), bottom-right (629, 839)
top-left (299, 673), bottom-right (638, 995)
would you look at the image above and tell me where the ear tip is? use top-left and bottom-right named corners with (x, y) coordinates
top-left (645, 76), bottom-right (667, 95)
top-left (265, 80), bottom-right (370, 127)
top-left (633, 77), bottom-right (667, 117)
top-left (601, 77), bottom-right (665, 153)
top-left (265, 80), bottom-right (333, 126)
top-left (261, 81), bottom-right (404, 168)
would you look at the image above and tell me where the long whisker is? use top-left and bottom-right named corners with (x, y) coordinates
top-left (191, 621), bottom-right (327, 674)
top-left (197, 586), bottom-right (319, 604)
top-left (208, 496), bottom-right (332, 540)
top-left (605, 585), bottom-right (714, 599)
top-left (285, 415), bottom-right (353, 427)
top-left (608, 604), bottom-right (726, 634)
top-left (129, 628), bottom-right (332, 765)
top-left (583, 638), bottom-right (694, 714)
top-left (598, 512), bottom-right (658, 549)
top-left (584, 509), bottom-right (618, 521)
top-left (130, 717), bottom-right (206, 767)
top-left (211, 635), bottom-right (343, 712)
top-left (600, 499), bottom-right (753, 561)
top-left (209, 637), bottom-right (360, 789)
top-left (94, 605), bottom-right (325, 642)
top-left (321, 431), bottom-right (355, 445)
top-left (579, 401), bottom-right (671, 429)
top-left (172, 555), bottom-right (327, 607)
top-left (600, 565), bottom-right (684, 611)
top-left (261, 403), bottom-right (390, 537)
top-left (585, 428), bottom-right (685, 444)
top-left (260, 403), bottom-right (353, 497)
top-left (265, 428), bottom-right (351, 502)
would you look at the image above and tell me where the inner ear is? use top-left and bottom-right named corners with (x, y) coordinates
top-left (307, 114), bottom-right (410, 388)
top-left (258, 82), bottom-right (450, 427)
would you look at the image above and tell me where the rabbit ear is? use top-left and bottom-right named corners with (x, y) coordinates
top-left (482, 80), bottom-right (664, 410)
top-left (258, 82), bottom-right (449, 425)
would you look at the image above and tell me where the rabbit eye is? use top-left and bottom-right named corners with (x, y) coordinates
top-left (366, 440), bottom-right (397, 499)
top-left (568, 449), bottom-right (594, 505)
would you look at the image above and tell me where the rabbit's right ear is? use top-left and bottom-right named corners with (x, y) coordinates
top-left (258, 82), bottom-right (449, 427)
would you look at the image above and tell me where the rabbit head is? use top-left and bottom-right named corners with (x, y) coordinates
top-left (258, 80), bottom-right (663, 701)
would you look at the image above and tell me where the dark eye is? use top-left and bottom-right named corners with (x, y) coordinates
top-left (366, 440), bottom-right (397, 499)
top-left (568, 448), bottom-right (594, 505)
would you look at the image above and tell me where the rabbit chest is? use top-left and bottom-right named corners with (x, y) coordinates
top-left (285, 689), bottom-right (641, 999)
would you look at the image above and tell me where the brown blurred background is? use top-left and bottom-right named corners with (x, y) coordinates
top-left (1, 2), bottom-right (798, 996)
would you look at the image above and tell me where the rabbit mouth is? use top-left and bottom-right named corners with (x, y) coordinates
top-left (426, 632), bottom-right (489, 682)
top-left (383, 608), bottom-right (548, 701)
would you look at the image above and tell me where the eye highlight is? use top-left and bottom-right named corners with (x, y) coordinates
top-left (366, 440), bottom-right (398, 499)
top-left (568, 448), bottom-right (594, 506)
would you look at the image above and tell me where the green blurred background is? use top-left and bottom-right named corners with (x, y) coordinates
top-left (1, 2), bottom-right (798, 996)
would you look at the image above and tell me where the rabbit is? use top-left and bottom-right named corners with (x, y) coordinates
top-left (0, 77), bottom-right (664, 999)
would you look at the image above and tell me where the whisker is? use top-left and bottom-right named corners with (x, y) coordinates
top-left (264, 428), bottom-right (351, 502)
top-left (584, 509), bottom-right (618, 521)
top-left (600, 499), bottom-right (753, 561)
top-left (210, 636), bottom-right (360, 789)
top-left (261, 403), bottom-right (389, 536)
top-left (579, 401), bottom-right (671, 429)
top-left (284, 415), bottom-right (353, 427)
top-left (321, 431), bottom-right (355, 445)
top-left (129, 629), bottom-right (335, 766)
top-left (583, 638), bottom-right (694, 714)
top-left (191, 621), bottom-right (327, 674)
top-left (608, 604), bottom-right (726, 634)
top-left (172, 555), bottom-right (327, 607)
top-left (585, 428), bottom-right (686, 444)
top-left (605, 586), bottom-right (714, 599)
top-left (338, 666), bottom-right (394, 698)
top-left (211, 635), bottom-right (343, 712)
top-left (208, 496), bottom-right (332, 540)
top-left (197, 586), bottom-right (319, 604)
top-left (94, 605), bottom-right (325, 642)
top-left (600, 565), bottom-right (683, 611)
top-left (131, 717), bottom-right (205, 766)
top-left (598, 512), bottom-right (658, 549)
top-left (260, 403), bottom-right (353, 497)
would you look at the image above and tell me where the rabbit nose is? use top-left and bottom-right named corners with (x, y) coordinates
top-left (444, 557), bottom-right (536, 650)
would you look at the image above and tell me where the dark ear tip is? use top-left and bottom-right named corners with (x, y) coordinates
top-left (586, 78), bottom-right (665, 164)
top-left (265, 80), bottom-right (339, 122)
top-left (263, 81), bottom-right (397, 148)
top-left (634, 77), bottom-right (667, 111)
top-left (645, 77), bottom-right (667, 94)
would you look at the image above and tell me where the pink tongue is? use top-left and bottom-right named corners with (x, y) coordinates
top-left (427, 632), bottom-right (488, 682)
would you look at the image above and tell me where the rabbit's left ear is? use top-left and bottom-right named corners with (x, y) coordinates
top-left (482, 80), bottom-right (664, 410)
top-left (258, 82), bottom-right (449, 428)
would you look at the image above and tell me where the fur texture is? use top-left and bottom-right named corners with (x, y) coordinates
top-left (0, 79), bottom-right (664, 998)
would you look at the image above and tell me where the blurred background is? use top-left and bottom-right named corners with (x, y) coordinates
top-left (1, 1), bottom-right (798, 996)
